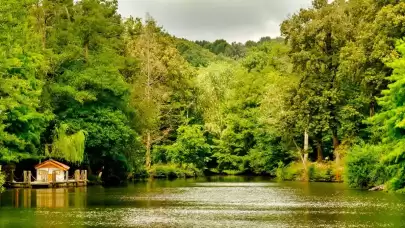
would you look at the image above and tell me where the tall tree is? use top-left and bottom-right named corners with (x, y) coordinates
top-left (42, 0), bottom-right (140, 177)
top-left (281, 0), bottom-right (356, 161)
top-left (0, 0), bottom-right (51, 162)
top-left (125, 16), bottom-right (194, 169)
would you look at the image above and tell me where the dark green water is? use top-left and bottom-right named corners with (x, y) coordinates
top-left (0, 176), bottom-right (405, 227)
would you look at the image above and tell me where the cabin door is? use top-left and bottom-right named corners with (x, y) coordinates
top-left (48, 174), bottom-right (52, 182)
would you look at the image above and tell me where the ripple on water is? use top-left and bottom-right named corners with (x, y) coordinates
top-left (1, 180), bottom-right (404, 227)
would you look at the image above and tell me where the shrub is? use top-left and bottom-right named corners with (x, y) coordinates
top-left (148, 164), bottom-right (202, 179)
top-left (308, 163), bottom-right (333, 182)
top-left (344, 144), bottom-right (388, 188)
top-left (282, 162), bottom-right (305, 181)
top-left (386, 177), bottom-right (404, 192)
top-left (276, 161), bottom-right (339, 182)
top-left (276, 161), bottom-right (285, 181)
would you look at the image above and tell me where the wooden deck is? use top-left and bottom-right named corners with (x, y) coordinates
top-left (6, 169), bottom-right (88, 189)
top-left (8, 180), bottom-right (87, 188)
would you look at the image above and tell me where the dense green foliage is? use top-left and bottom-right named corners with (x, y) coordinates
top-left (346, 41), bottom-right (405, 191)
top-left (0, 0), bottom-right (140, 182)
top-left (0, 171), bottom-right (4, 192)
top-left (2, 0), bottom-right (405, 190)
top-left (0, 0), bottom-right (51, 162)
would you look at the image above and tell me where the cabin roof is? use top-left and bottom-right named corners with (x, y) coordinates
top-left (35, 159), bottom-right (70, 171)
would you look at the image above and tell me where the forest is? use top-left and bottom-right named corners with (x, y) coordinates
top-left (1, 0), bottom-right (405, 192)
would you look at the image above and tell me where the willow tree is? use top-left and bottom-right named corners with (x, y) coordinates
top-left (47, 124), bottom-right (86, 164)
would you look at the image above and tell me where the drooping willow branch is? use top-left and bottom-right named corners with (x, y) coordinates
top-left (46, 124), bottom-right (86, 164)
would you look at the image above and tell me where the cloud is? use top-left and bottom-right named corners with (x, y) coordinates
top-left (117, 0), bottom-right (311, 42)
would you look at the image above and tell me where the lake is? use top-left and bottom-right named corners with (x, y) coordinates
top-left (0, 176), bottom-right (404, 227)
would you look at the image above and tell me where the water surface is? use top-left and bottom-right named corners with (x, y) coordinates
top-left (0, 176), bottom-right (404, 227)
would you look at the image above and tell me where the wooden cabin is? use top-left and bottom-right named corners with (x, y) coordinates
top-left (7, 159), bottom-right (87, 188)
top-left (35, 159), bottom-right (69, 182)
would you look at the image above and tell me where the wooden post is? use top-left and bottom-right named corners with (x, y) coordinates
top-left (75, 170), bottom-right (80, 187)
top-left (27, 171), bottom-right (32, 187)
top-left (74, 170), bottom-right (80, 181)
top-left (65, 170), bottom-right (69, 187)
top-left (84, 170), bottom-right (87, 186)
top-left (23, 171), bottom-right (27, 183)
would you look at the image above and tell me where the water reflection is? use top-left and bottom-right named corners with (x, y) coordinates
top-left (5, 187), bottom-right (88, 209)
top-left (1, 179), bottom-right (405, 227)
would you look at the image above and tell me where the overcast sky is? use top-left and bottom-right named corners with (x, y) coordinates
top-left (117, 0), bottom-right (312, 43)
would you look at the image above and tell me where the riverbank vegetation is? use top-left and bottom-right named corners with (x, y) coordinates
top-left (0, 172), bottom-right (4, 192)
top-left (1, 0), bottom-right (405, 191)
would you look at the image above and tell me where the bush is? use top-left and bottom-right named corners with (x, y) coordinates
top-left (276, 161), bottom-right (340, 182)
top-left (282, 162), bottom-right (305, 181)
top-left (344, 144), bottom-right (388, 188)
top-left (276, 161), bottom-right (285, 181)
top-left (308, 163), bottom-right (334, 182)
top-left (386, 177), bottom-right (404, 192)
top-left (148, 164), bottom-right (202, 179)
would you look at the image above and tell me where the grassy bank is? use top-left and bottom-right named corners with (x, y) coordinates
top-left (276, 161), bottom-right (344, 182)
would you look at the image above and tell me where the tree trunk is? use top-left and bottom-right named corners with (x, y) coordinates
top-left (145, 131), bottom-right (151, 169)
top-left (303, 130), bottom-right (309, 164)
top-left (316, 141), bottom-right (323, 162)
top-left (332, 131), bottom-right (340, 165)
top-left (144, 26), bottom-right (151, 170)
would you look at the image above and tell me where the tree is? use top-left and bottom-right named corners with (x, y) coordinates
top-left (281, 0), bottom-right (360, 162)
top-left (48, 124), bottom-right (86, 164)
top-left (125, 16), bottom-right (194, 169)
top-left (0, 0), bottom-right (51, 162)
top-left (42, 0), bottom-right (140, 177)
top-left (346, 40), bottom-right (405, 191)
top-left (165, 125), bottom-right (210, 170)
top-left (175, 38), bottom-right (218, 67)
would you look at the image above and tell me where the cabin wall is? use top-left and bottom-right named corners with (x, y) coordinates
top-left (36, 168), bottom-right (66, 182)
